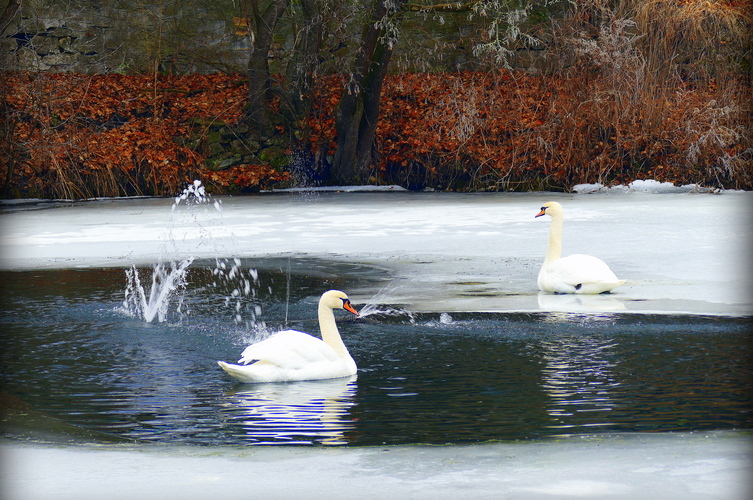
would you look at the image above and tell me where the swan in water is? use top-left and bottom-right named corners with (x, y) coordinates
top-left (218, 290), bottom-right (359, 383)
top-left (535, 202), bottom-right (625, 294)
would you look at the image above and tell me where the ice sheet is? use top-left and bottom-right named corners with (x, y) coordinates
top-left (1, 190), bottom-right (750, 316)
top-left (2, 432), bottom-right (751, 500)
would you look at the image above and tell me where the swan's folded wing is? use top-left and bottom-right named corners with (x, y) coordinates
top-left (544, 254), bottom-right (623, 293)
top-left (238, 330), bottom-right (340, 370)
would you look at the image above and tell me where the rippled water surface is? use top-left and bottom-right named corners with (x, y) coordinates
top-left (1, 264), bottom-right (750, 446)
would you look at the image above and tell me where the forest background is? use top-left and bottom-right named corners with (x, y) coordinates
top-left (0, 0), bottom-right (751, 199)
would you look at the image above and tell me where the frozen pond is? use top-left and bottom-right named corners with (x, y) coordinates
top-left (1, 188), bottom-right (751, 316)
top-left (1, 187), bottom-right (751, 498)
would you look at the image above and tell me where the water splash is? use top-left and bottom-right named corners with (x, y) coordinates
top-left (119, 181), bottom-right (209, 323)
top-left (165, 179), bottom-right (225, 254)
top-left (439, 312), bottom-right (453, 324)
top-left (211, 257), bottom-right (266, 330)
top-left (122, 258), bottom-right (193, 323)
top-left (358, 303), bottom-right (417, 324)
top-left (121, 180), bottom-right (249, 325)
top-left (172, 179), bottom-right (220, 211)
top-left (357, 282), bottom-right (418, 323)
top-left (120, 180), bottom-right (270, 329)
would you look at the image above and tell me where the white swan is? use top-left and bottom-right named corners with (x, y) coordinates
top-left (535, 201), bottom-right (625, 294)
top-left (217, 290), bottom-right (359, 383)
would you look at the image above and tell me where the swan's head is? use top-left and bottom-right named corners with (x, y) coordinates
top-left (535, 201), bottom-right (563, 218)
top-left (321, 290), bottom-right (359, 316)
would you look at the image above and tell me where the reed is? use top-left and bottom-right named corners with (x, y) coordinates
top-left (530, 0), bottom-right (752, 189)
top-left (632, 0), bottom-right (752, 84)
top-left (380, 1), bottom-right (750, 191)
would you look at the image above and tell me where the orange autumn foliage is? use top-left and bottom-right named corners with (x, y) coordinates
top-left (311, 71), bottom-right (751, 190)
top-left (1, 72), bottom-right (285, 198)
top-left (1, 69), bottom-right (751, 199)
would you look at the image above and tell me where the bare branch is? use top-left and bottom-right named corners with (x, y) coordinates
top-left (404, 1), bottom-right (480, 13)
top-left (0, 0), bottom-right (22, 36)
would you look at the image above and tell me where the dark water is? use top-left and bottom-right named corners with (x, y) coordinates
top-left (1, 262), bottom-right (751, 446)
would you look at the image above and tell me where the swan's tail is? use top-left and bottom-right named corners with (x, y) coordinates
top-left (217, 360), bottom-right (256, 383)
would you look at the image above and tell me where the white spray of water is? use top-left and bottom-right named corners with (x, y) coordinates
top-left (172, 179), bottom-right (211, 208)
top-left (121, 180), bottom-right (253, 324)
top-left (213, 257), bottom-right (265, 329)
top-left (122, 257), bottom-right (194, 323)
top-left (358, 282), bottom-right (418, 323)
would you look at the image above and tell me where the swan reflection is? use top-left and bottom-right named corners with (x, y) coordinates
top-left (220, 375), bottom-right (357, 445)
top-left (537, 291), bottom-right (627, 314)
top-left (539, 336), bottom-right (621, 433)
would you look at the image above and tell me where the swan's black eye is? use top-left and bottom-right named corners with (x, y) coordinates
top-left (540, 206), bottom-right (546, 211)
top-left (341, 298), bottom-right (349, 306)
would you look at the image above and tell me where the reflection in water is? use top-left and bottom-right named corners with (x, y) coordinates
top-left (537, 292), bottom-right (627, 314)
top-left (220, 376), bottom-right (357, 445)
top-left (539, 336), bottom-right (621, 433)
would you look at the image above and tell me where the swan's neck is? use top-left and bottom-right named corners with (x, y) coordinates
top-left (318, 303), bottom-right (350, 359)
top-left (545, 213), bottom-right (563, 263)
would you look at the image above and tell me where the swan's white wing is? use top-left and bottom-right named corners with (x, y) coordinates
top-left (556, 254), bottom-right (619, 282)
top-left (219, 330), bottom-right (354, 383)
top-left (238, 330), bottom-right (340, 370)
top-left (540, 254), bottom-right (623, 294)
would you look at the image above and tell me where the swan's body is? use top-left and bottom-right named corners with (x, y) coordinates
top-left (536, 202), bottom-right (625, 294)
top-left (218, 290), bottom-right (358, 383)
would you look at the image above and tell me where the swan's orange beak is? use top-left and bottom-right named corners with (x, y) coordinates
top-left (535, 208), bottom-right (547, 217)
top-left (343, 300), bottom-right (359, 316)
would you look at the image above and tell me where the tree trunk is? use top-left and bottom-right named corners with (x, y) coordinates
top-left (331, 0), bottom-right (405, 184)
top-left (282, 0), bottom-right (326, 184)
top-left (243, 0), bottom-right (287, 141)
top-left (286, 0), bottom-right (323, 144)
